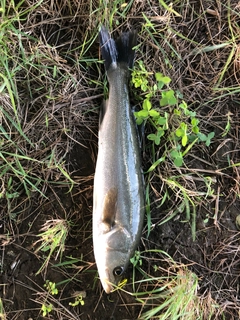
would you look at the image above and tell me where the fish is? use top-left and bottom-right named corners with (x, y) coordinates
top-left (92, 26), bottom-right (145, 294)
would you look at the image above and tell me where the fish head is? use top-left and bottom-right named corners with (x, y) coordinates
top-left (94, 225), bottom-right (132, 294)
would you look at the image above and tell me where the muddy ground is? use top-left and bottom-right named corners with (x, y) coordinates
top-left (1, 1), bottom-right (240, 319)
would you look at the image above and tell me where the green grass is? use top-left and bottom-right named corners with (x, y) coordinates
top-left (117, 250), bottom-right (221, 319)
top-left (0, 0), bottom-right (77, 210)
top-left (34, 219), bottom-right (70, 274)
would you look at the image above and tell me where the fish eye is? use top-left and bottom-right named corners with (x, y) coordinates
top-left (113, 266), bottom-right (124, 276)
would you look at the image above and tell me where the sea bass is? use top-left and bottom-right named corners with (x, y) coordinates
top-left (92, 26), bottom-right (145, 294)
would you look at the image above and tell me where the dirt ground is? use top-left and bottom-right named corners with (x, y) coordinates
top-left (1, 1), bottom-right (240, 319)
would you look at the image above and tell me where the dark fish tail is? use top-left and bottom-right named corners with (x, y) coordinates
top-left (99, 26), bottom-right (137, 72)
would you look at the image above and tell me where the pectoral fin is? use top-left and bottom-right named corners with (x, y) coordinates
top-left (102, 188), bottom-right (118, 232)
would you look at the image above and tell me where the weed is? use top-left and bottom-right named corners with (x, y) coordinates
top-left (34, 219), bottom-right (70, 274)
top-left (69, 292), bottom-right (86, 307)
top-left (40, 281), bottom-right (58, 316)
top-left (41, 303), bottom-right (53, 317)
top-left (0, 0), bottom-right (76, 214)
top-left (129, 250), bottom-right (220, 320)
top-left (132, 64), bottom-right (215, 167)
top-left (44, 280), bottom-right (59, 295)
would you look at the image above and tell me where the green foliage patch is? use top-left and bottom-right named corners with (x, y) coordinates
top-left (132, 61), bottom-right (215, 167)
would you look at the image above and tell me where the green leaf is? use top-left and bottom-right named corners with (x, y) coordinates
top-left (188, 110), bottom-right (196, 117)
top-left (180, 122), bottom-right (187, 131)
top-left (155, 72), bottom-right (163, 81)
top-left (147, 133), bottom-right (157, 141)
top-left (155, 72), bottom-right (171, 84)
top-left (141, 82), bottom-right (148, 91)
top-left (179, 101), bottom-right (187, 111)
top-left (182, 135), bottom-right (188, 147)
top-left (160, 90), bottom-right (177, 106)
top-left (157, 117), bottom-right (167, 125)
top-left (197, 133), bottom-right (207, 142)
top-left (137, 109), bottom-right (149, 118)
top-left (149, 109), bottom-right (159, 118)
top-left (175, 128), bottom-right (183, 137)
top-left (147, 132), bottom-right (162, 145)
top-left (143, 99), bottom-right (152, 111)
top-left (174, 108), bottom-right (181, 116)
top-left (170, 150), bottom-right (183, 167)
top-left (154, 135), bottom-right (161, 145)
top-left (170, 150), bottom-right (179, 158)
top-left (136, 117), bottom-right (144, 125)
top-left (174, 156), bottom-right (183, 167)
top-left (192, 126), bottom-right (199, 134)
top-left (157, 128), bottom-right (165, 137)
top-left (205, 132), bottom-right (215, 146)
top-left (191, 118), bottom-right (199, 126)
top-left (208, 132), bottom-right (215, 139)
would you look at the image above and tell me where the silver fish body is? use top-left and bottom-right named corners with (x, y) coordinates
top-left (93, 27), bottom-right (145, 294)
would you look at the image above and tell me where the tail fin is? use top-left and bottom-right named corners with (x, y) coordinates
top-left (99, 26), bottom-right (137, 72)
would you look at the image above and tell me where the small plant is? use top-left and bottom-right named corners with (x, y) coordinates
top-left (69, 292), bottom-right (86, 307)
top-left (34, 219), bottom-right (69, 274)
top-left (44, 280), bottom-right (58, 295)
top-left (41, 303), bottom-right (53, 317)
top-left (132, 63), bottom-right (215, 167)
top-left (39, 281), bottom-right (58, 317)
top-left (130, 250), bottom-right (143, 268)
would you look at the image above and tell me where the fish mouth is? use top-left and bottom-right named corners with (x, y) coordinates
top-left (102, 280), bottom-right (113, 294)
top-left (100, 268), bottom-right (114, 294)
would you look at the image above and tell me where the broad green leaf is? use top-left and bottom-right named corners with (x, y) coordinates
top-left (205, 132), bottom-right (215, 146)
top-left (191, 118), bottom-right (199, 126)
top-left (176, 128), bottom-right (183, 137)
top-left (149, 109), bottom-right (159, 118)
top-left (170, 150), bottom-right (183, 167)
top-left (137, 109), bottom-right (148, 118)
top-left (136, 117), bottom-right (143, 125)
top-left (143, 98), bottom-right (152, 111)
top-left (192, 126), bottom-right (199, 134)
top-left (154, 135), bottom-right (161, 145)
top-left (179, 101), bottom-right (187, 110)
top-left (157, 129), bottom-right (165, 137)
top-left (197, 133), bottom-right (207, 142)
top-left (147, 133), bottom-right (157, 141)
top-left (170, 150), bottom-right (179, 158)
top-left (174, 156), bottom-right (183, 167)
top-left (157, 117), bottom-right (167, 125)
top-left (160, 90), bottom-right (177, 106)
top-left (155, 72), bottom-right (163, 81)
top-left (155, 72), bottom-right (171, 84)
